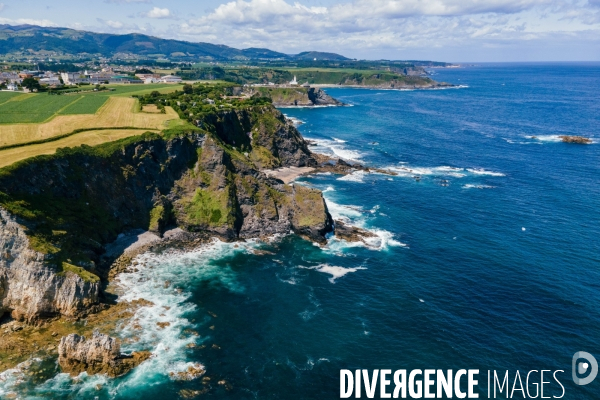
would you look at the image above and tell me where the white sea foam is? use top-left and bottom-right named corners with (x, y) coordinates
top-left (305, 137), bottom-right (364, 161)
top-left (21, 239), bottom-right (256, 397)
top-left (300, 264), bottom-right (367, 283)
top-left (533, 135), bottom-right (563, 142)
top-left (463, 184), bottom-right (496, 189)
top-left (0, 358), bottom-right (42, 397)
top-left (332, 137), bottom-right (346, 143)
top-left (325, 198), bottom-right (408, 251)
top-left (337, 170), bottom-right (366, 183)
top-left (323, 186), bottom-right (335, 192)
top-left (388, 164), bottom-right (504, 179)
top-left (466, 168), bottom-right (505, 177)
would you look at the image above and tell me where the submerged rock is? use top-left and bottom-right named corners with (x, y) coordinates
top-left (58, 330), bottom-right (151, 377)
top-left (559, 135), bottom-right (592, 144)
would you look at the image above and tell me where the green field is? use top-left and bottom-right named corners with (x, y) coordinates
top-left (0, 84), bottom-right (184, 124)
top-left (57, 96), bottom-right (109, 115)
top-left (0, 95), bottom-right (79, 123)
top-left (0, 92), bottom-right (24, 105)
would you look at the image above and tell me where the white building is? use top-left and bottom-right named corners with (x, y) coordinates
top-left (160, 75), bottom-right (182, 83)
top-left (39, 77), bottom-right (61, 85)
top-left (6, 83), bottom-right (18, 91)
top-left (289, 75), bottom-right (298, 85)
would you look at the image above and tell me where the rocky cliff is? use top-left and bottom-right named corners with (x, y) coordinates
top-left (248, 87), bottom-right (343, 107)
top-left (0, 105), bottom-right (333, 322)
top-left (58, 331), bottom-right (151, 377)
top-left (0, 208), bottom-right (100, 323)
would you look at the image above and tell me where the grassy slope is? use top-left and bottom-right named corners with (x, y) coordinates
top-left (0, 128), bottom-right (158, 168)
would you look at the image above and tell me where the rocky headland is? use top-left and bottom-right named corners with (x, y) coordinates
top-left (0, 84), bottom-right (393, 378)
top-left (248, 87), bottom-right (344, 107)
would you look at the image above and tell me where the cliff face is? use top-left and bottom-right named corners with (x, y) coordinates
top-left (0, 106), bottom-right (333, 322)
top-left (0, 208), bottom-right (100, 323)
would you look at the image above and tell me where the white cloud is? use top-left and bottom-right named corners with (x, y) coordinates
top-left (174, 0), bottom-right (600, 60)
top-left (145, 7), bottom-right (171, 18)
top-left (0, 17), bottom-right (57, 27)
top-left (105, 20), bottom-right (124, 28)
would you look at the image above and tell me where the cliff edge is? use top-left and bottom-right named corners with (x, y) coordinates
top-left (0, 104), bottom-right (333, 322)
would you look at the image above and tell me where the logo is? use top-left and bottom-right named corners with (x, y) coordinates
top-left (572, 351), bottom-right (598, 386)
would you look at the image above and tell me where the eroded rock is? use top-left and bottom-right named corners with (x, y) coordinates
top-left (58, 331), bottom-right (151, 377)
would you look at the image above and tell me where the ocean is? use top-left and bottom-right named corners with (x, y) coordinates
top-left (2, 63), bottom-right (599, 399)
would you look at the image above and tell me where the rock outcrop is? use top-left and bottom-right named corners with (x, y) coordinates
top-left (0, 208), bottom-right (100, 322)
top-left (58, 331), bottom-right (151, 377)
top-left (247, 87), bottom-right (343, 107)
top-left (0, 106), bottom-right (333, 322)
top-left (307, 88), bottom-right (343, 106)
top-left (559, 135), bottom-right (592, 144)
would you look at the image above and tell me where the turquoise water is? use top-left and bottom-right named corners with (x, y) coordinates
top-left (2, 63), bottom-right (599, 399)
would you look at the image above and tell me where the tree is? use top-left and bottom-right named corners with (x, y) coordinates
top-left (183, 84), bottom-right (193, 94)
top-left (22, 77), bottom-right (41, 91)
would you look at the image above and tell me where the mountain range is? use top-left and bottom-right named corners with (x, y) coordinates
top-left (0, 24), bottom-right (349, 61)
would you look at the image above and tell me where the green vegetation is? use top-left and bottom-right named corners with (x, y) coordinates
top-left (184, 187), bottom-right (231, 226)
top-left (0, 95), bottom-right (80, 123)
top-left (58, 96), bottom-right (109, 115)
top-left (0, 132), bottom-right (161, 266)
top-left (0, 92), bottom-right (23, 104)
top-left (58, 262), bottom-right (100, 283)
top-left (177, 65), bottom-right (434, 86)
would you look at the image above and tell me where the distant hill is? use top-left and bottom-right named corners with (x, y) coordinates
top-left (293, 51), bottom-right (349, 61)
top-left (0, 24), bottom-right (349, 61)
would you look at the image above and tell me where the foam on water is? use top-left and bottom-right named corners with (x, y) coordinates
top-left (16, 238), bottom-right (256, 398)
top-left (324, 198), bottom-right (408, 251)
top-left (299, 264), bottom-right (367, 283)
top-left (387, 164), bottom-right (505, 179)
top-left (337, 170), bottom-right (366, 183)
top-left (463, 184), bottom-right (496, 189)
top-left (306, 137), bottom-right (364, 161)
top-left (0, 359), bottom-right (42, 397)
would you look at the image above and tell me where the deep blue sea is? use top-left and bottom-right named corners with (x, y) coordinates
top-left (2, 63), bottom-right (599, 399)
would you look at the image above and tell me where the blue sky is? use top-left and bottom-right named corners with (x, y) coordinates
top-left (1, 0), bottom-right (599, 62)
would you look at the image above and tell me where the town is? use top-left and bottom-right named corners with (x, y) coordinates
top-left (0, 66), bottom-right (182, 92)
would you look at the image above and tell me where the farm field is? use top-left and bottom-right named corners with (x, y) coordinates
top-left (0, 91), bottom-right (24, 105)
top-left (0, 95), bottom-right (79, 123)
top-left (0, 128), bottom-right (156, 168)
top-left (0, 84), bottom-right (184, 124)
top-left (0, 97), bottom-right (180, 148)
top-left (57, 95), bottom-right (109, 115)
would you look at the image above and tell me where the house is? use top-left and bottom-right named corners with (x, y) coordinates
top-left (6, 83), bottom-right (18, 91)
top-left (160, 75), bottom-right (182, 83)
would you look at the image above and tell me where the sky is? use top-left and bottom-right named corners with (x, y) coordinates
top-left (0, 0), bottom-right (599, 62)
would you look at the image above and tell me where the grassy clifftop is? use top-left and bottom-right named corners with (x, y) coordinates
top-left (0, 84), bottom-right (332, 283)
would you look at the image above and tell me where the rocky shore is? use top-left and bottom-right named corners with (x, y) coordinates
top-left (0, 98), bottom-right (392, 380)
top-left (58, 331), bottom-right (151, 377)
